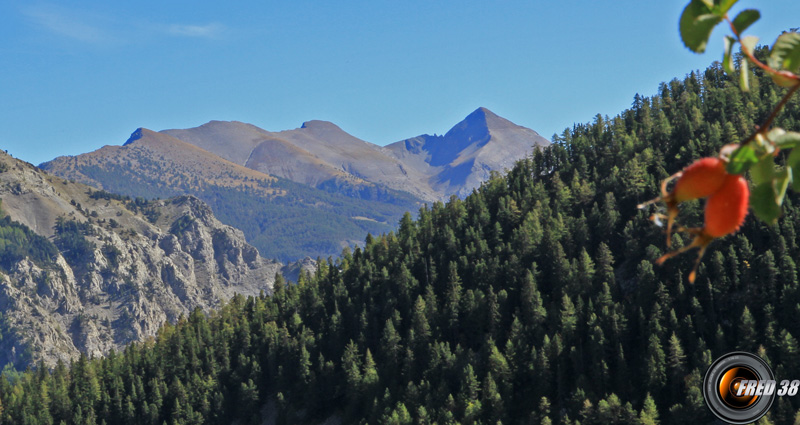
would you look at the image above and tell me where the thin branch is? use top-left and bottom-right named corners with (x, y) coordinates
top-left (760, 83), bottom-right (800, 133)
top-left (738, 83), bottom-right (800, 147)
top-left (724, 16), bottom-right (800, 83)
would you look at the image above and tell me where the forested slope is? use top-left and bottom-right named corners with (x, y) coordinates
top-left (3, 56), bottom-right (800, 424)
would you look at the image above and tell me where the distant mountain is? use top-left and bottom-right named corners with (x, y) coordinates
top-left (161, 107), bottom-right (549, 201)
top-left (41, 129), bottom-right (417, 263)
top-left (48, 127), bottom-right (279, 199)
top-left (0, 150), bottom-right (286, 366)
top-left (162, 119), bottom-right (440, 201)
top-left (384, 107), bottom-right (550, 197)
top-left (42, 108), bottom-right (548, 261)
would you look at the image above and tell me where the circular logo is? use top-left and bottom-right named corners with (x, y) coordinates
top-left (704, 352), bottom-right (775, 424)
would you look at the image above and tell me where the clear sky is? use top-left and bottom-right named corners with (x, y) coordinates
top-left (2, 1), bottom-right (799, 166)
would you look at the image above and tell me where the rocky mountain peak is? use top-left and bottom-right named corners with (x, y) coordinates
top-left (124, 128), bottom-right (148, 145)
top-left (443, 107), bottom-right (511, 141)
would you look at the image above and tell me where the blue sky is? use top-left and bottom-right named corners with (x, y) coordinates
top-left (2, 1), bottom-right (799, 165)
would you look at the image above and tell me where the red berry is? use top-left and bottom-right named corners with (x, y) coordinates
top-left (670, 157), bottom-right (728, 202)
top-left (656, 173), bottom-right (749, 283)
top-left (703, 174), bottom-right (749, 238)
top-left (652, 157), bottom-right (729, 247)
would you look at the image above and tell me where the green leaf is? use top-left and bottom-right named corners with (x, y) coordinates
top-left (774, 167), bottom-right (792, 206)
top-left (775, 131), bottom-right (800, 149)
top-left (750, 157), bottom-right (774, 186)
top-left (731, 9), bottom-right (760, 35)
top-left (723, 36), bottom-right (737, 74)
top-left (751, 166), bottom-right (791, 224)
top-left (714, 0), bottom-right (738, 15)
top-left (771, 72), bottom-right (800, 88)
top-left (680, 1), bottom-right (722, 53)
top-left (788, 148), bottom-right (800, 191)
top-left (770, 32), bottom-right (800, 73)
top-left (727, 144), bottom-right (758, 174)
top-left (767, 127), bottom-right (786, 141)
top-left (751, 182), bottom-right (782, 224)
top-left (741, 35), bottom-right (759, 54)
top-left (740, 57), bottom-right (750, 91)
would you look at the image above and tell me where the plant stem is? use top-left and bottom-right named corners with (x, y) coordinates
top-left (724, 14), bottom-right (800, 147)
top-left (739, 83), bottom-right (800, 147)
top-left (724, 16), bottom-right (800, 83)
top-left (760, 83), bottom-right (800, 133)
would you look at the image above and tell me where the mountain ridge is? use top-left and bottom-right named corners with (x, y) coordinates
top-left (40, 108), bottom-right (548, 261)
top-left (158, 107), bottom-right (549, 202)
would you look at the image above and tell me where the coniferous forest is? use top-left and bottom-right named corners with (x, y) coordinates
top-left (2, 52), bottom-right (800, 424)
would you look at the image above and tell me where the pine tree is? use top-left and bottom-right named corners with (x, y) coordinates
top-left (639, 393), bottom-right (660, 425)
top-left (739, 306), bottom-right (758, 352)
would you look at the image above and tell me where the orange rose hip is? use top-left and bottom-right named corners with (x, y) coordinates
top-left (642, 157), bottom-right (729, 246)
top-left (656, 173), bottom-right (750, 283)
top-left (669, 157), bottom-right (728, 203)
top-left (703, 174), bottom-right (749, 237)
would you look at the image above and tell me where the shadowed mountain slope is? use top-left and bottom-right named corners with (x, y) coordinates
top-left (384, 107), bottom-right (550, 197)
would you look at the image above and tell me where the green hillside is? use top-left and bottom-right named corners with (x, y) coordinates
top-left (3, 56), bottom-right (800, 424)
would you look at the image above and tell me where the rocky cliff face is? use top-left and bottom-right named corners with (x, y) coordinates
top-left (0, 151), bottom-right (281, 367)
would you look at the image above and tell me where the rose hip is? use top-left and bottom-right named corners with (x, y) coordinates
top-left (656, 173), bottom-right (750, 283)
top-left (670, 157), bottom-right (728, 203)
top-left (703, 174), bottom-right (749, 238)
top-left (640, 157), bottom-right (729, 247)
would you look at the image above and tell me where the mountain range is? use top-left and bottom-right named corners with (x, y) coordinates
top-left (41, 107), bottom-right (549, 261)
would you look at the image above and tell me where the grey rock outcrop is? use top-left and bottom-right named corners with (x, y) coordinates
top-left (0, 152), bottom-right (280, 367)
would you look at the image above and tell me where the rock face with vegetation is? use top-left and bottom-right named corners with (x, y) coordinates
top-left (0, 151), bottom-right (281, 367)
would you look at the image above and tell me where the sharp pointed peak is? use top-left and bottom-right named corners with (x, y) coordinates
top-left (468, 107), bottom-right (498, 118)
top-left (124, 128), bottom-right (159, 145)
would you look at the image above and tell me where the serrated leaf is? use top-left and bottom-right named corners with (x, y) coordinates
top-left (789, 148), bottom-right (800, 191)
top-left (770, 32), bottom-right (800, 73)
top-left (680, 1), bottom-right (722, 53)
top-left (775, 132), bottom-right (800, 149)
top-left (740, 58), bottom-right (750, 91)
top-left (751, 181), bottom-right (782, 224)
top-left (732, 9), bottom-right (760, 35)
top-left (750, 157), bottom-right (775, 186)
top-left (727, 144), bottom-right (758, 174)
top-left (723, 36), bottom-right (737, 74)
